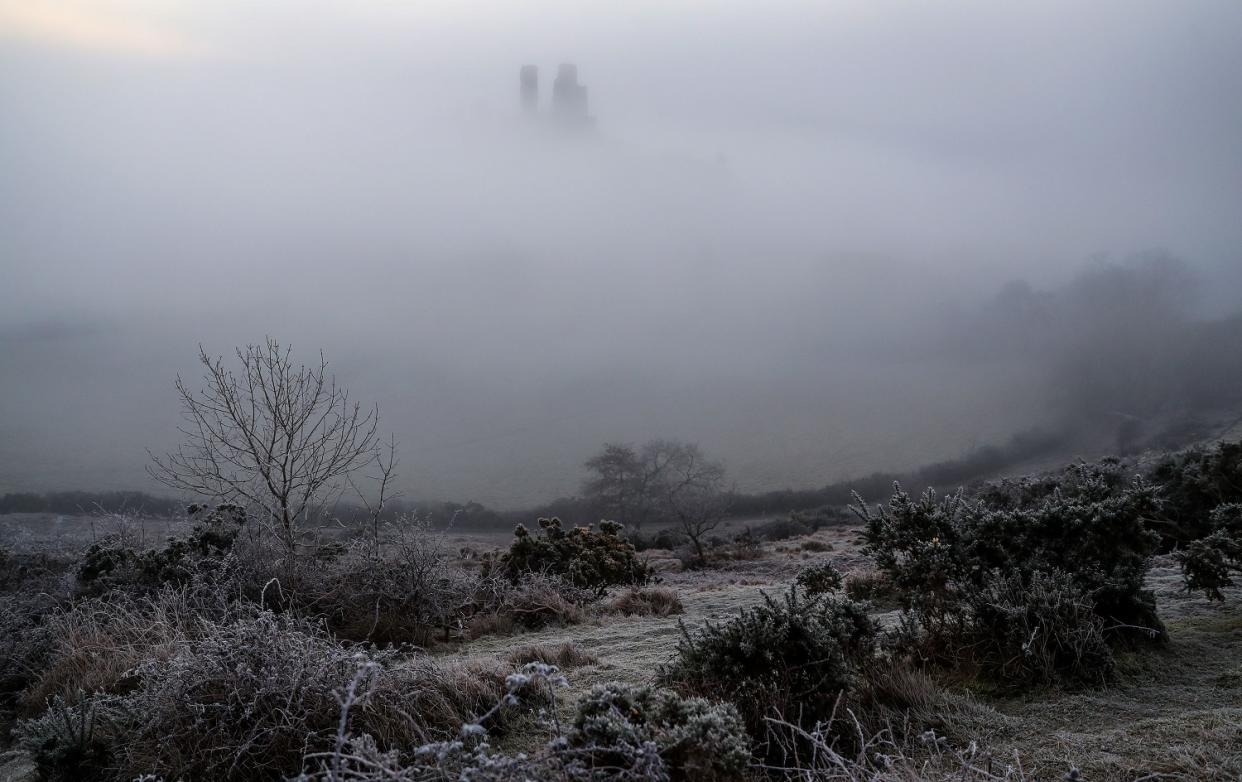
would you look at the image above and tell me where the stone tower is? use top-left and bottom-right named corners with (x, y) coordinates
top-left (519, 65), bottom-right (538, 112)
top-left (551, 63), bottom-right (589, 123)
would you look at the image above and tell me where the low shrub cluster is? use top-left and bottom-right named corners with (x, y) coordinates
top-left (75, 504), bottom-right (247, 597)
top-left (311, 516), bottom-right (478, 645)
top-left (300, 669), bottom-right (750, 782)
top-left (495, 517), bottom-right (654, 594)
top-left (1146, 441), bottom-right (1242, 599)
top-left (16, 606), bottom-right (521, 781)
top-left (505, 641), bottom-right (598, 669)
top-left (854, 458), bottom-right (1165, 688)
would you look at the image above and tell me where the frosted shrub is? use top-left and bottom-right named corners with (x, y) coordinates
top-left (969, 569), bottom-right (1114, 688)
top-left (14, 693), bottom-right (120, 782)
top-left (795, 562), bottom-right (843, 595)
top-left (496, 517), bottom-right (653, 595)
top-left (659, 585), bottom-right (876, 755)
top-left (75, 504), bottom-right (247, 597)
top-left (855, 462), bottom-right (1165, 651)
top-left (53, 610), bottom-right (516, 781)
top-left (567, 682), bottom-right (750, 781)
top-left (1177, 503), bottom-right (1242, 600)
top-left (300, 669), bottom-right (747, 782)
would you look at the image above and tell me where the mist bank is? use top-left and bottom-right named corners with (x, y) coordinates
top-left (2, 250), bottom-right (1240, 507)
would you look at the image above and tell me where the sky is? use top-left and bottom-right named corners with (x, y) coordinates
top-left (2, 1), bottom-right (1241, 506)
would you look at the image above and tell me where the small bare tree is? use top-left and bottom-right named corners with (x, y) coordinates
top-left (149, 338), bottom-right (380, 553)
top-left (645, 440), bottom-right (732, 562)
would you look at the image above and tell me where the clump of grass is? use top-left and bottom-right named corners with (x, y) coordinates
top-left (505, 641), bottom-right (598, 669)
top-left (23, 586), bottom-right (228, 711)
top-left (606, 586), bottom-right (685, 617)
top-left (467, 573), bottom-right (589, 638)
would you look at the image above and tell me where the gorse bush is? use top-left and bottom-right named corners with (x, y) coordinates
top-left (1148, 440), bottom-right (1242, 546)
top-left (968, 569), bottom-right (1114, 688)
top-left (855, 460), bottom-right (1164, 645)
top-left (854, 459), bottom-right (1167, 688)
top-left (13, 693), bottom-right (117, 782)
top-left (795, 562), bottom-right (843, 595)
top-left (75, 504), bottom-right (247, 596)
top-left (1176, 502), bottom-right (1242, 600)
top-left (659, 585), bottom-right (876, 755)
top-left (1144, 440), bottom-right (1242, 599)
top-left (496, 517), bottom-right (653, 594)
top-left (843, 569), bottom-right (900, 608)
top-left (568, 682), bottom-right (750, 781)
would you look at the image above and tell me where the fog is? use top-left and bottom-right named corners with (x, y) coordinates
top-left (3, 1), bottom-right (1241, 507)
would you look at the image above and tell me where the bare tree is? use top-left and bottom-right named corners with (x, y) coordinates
top-left (644, 440), bottom-right (731, 562)
top-left (348, 433), bottom-right (401, 555)
top-left (149, 338), bottom-right (380, 553)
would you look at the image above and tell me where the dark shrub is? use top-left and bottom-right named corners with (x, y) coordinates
top-left (76, 504), bottom-right (247, 596)
top-left (505, 641), bottom-right (597, 669)
top-left (750, 516), bottom-right (811, 542)
top-left (14, 694), bottom-right (116, 782)
top-left (969, 569), bottom-right (1115, 688)
top-left (496, 517), bottom-right (653, 594)
top-left (843, 570), bottom-right (901, 608)
top-left (855, 460), bottom-right (1165, 650)
top-left (631, 527), bottom-right (689, 551)
top-left (568, 682), bottom-right (751, 781)
top-left (1148, 441), bottom-right (1242, 546)
top-left (659, 586), bottom-right (875, 753)
top-left (1177, 503), bottom-right (1242, 600)
top-left (795, 562), bottom-right (843, 595)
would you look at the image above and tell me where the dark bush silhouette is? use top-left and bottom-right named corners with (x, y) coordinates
top-left (76, 504), bottom-right (247, 596)
top-left (495, 517), bottom-right (653, 595)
